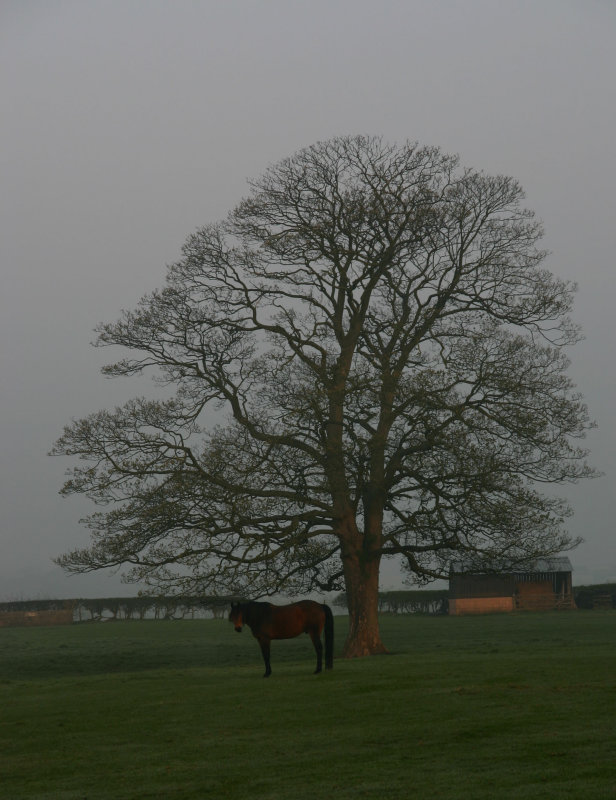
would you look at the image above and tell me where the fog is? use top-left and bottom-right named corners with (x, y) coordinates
top-left (1, 0), bottom-right (614, 598)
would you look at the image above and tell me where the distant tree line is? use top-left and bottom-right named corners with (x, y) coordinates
top-left (2, 585), bottom-right (613, 622)
top-left (73, 595), bottom-right (240, 621)
top-left (573, 584), bottom-right (616, 610)
top-left (0, 596), bottom-right (238, 622)
top-left (333, 590), bottom-right (449, 615)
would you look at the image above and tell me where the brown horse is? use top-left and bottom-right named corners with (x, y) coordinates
top-left (229, 600), bottom-right (334, 677)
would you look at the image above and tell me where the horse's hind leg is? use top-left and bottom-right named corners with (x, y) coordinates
top-left (258, 637), bottom-right (272, 677)
top-left (309, 629), bottom-right (323, 674)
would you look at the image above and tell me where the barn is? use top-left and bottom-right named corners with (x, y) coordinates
top-left (448, 556), bottom-right (574, 615)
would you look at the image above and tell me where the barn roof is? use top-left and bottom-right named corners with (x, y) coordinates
top-left (450, 556), bottom-right (573, 575)
top-left (523, 557), bottom-right (572, 573)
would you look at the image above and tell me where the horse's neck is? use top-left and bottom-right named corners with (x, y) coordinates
top-left (243, 603), bottom-right (257, 628)
top-left (244, 602), bottom-right (268, 628)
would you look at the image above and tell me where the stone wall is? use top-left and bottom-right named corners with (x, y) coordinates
top-left (0, 608), bottom-right (74, 627)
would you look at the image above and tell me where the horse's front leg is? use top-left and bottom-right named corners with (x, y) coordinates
top-left (309, 630), bottom-right (323, 674)
top-left (257, 637), bottom-right (272, 677)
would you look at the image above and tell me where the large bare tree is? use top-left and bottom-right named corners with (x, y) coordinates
top-left (52, 136), bottom-right (594, 656)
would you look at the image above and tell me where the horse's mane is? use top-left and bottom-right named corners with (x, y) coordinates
top-left (241, 601), bottom-right (271, 626)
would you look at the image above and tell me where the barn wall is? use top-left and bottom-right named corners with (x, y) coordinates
top-left (515, 580), bottom-right (560, 611)
top-left (448, 597), bottom-right (514, 615)
top-left (450, 574), bottom-right (515, 598)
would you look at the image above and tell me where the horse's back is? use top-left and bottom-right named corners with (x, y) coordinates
top-left (265, 600), bottom-right (325, 639)
top-left (290, 600), bottom-right (326, 626)
top-left (292, 599), bottom-right (324, 614)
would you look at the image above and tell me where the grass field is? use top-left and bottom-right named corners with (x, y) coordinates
top-left (1, 612), bottom-right (615, 800)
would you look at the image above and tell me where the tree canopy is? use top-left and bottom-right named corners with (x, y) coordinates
top-left (52, 136), bottom-right (594, 655)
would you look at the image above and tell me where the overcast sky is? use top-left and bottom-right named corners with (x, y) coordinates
top-left (1, 0), bottom-right (614, 599)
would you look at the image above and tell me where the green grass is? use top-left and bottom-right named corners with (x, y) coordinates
top-left (1, 612), bottom-right (615, 799)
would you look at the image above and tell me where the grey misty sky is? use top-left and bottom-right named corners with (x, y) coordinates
top-left (1, 0), bottom-right (614, 598)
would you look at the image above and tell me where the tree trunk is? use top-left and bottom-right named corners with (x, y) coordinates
top-left (342, 549), bottom-right (389, 657)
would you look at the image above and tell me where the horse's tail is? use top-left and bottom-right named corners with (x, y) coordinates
top-left (322, 604), bottom-right (334, 669)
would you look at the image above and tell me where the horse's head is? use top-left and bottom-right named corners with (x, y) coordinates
top-left (229, 602), bottom-right (244, 632)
